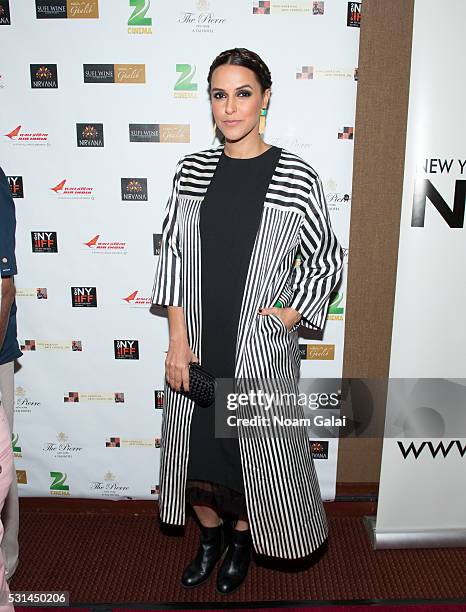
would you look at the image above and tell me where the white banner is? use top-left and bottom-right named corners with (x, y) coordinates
top-left (0, 0), bottom-right (359, 500)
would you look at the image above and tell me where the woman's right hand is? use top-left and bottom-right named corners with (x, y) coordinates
top-left (165, 339), bottom-right (199, 392)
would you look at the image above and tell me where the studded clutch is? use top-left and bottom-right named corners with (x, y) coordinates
top-left (179, 361), bottom-right (216, 407)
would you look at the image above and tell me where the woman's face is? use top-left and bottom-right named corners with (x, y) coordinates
top-left (210, 64), bottom-right (270, 142)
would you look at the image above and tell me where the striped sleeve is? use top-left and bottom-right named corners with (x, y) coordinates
top-left (288, 173), bottom-right (344, 331)
top-left (151, 159), bottom-right (184, 307)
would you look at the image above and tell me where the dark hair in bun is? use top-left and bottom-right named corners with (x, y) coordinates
top-left (207, 48), bottom-right (272, 93)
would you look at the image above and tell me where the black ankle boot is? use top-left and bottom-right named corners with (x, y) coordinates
top-left (216, 527), bottom-right (252, 595)
top-left (181, 521), bottom-right (226, 588)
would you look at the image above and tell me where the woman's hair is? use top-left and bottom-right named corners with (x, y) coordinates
top-left (207, 48), bottom-right (272, 94)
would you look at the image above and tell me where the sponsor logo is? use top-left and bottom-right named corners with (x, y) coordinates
top-left (128, 0), bottom-right (152, 34)
top-left (311, 440), bottom-right (329, 459)
top-left (129, 123), bottom-right (190, 143)
top-left (90, 471), bottom-right (130, 495)
top-left (114, 339), bottom-right (139, 360)
top-left (17, 470), bottom-right (28, 485)
top-left (7, 176), bottom-right (23, 198)
top-left (325, 180), bottom-right (351, 212)
top-left (0, 0), bottom-right (11, 25)
top-left (151, 484), bottom-right (160, 496)
top-left (347, 1), bottom-right (361, 27)
top-left (83, 234), bottom-right (127, 254)
top-left (106, 437), bottom-right (158, 448)
top-left (31, 231), bottom-right (58, 253)
top-left (76, 123), bottom-right (104, 147)
top-left (4, 125), bottom-right (49, 145)
top-left (50, 471), bottom-right (70, 495)
top-left (19, 339), bottom-right (82, 351)
top-left (50, 178), bottom-right (95, 199)
top-left (83, 63), bottom-right (145, 83)
top-left (122, 290), bottom-right (151, 307)
top-left (253, 0), bottom-right (316, 14)
top-left (178, 0), bottom-right (226, 33)
top-left (64, 391), bottom-right (124, 403)
top-left (71, 286), bottom-right (97, 307)
top-left (313, 1), bottom-right (324, 15)
top-left (35, 0), bottom-right (99, 19)
top-left (154, 437), bottom-right (161, 448)
top-left (299, 344), bottom-right (335, 360)
top-left (30, 64), bottom-right (58, 88)
top-left (121, 178), bottom-right (148, 201)
top-left (153, 233), bottom-right (162, 255)
top-left (43, 432), bottom-right (83, 459)
top-left (12, 433), bottom-right (22, 458)
top-left (327, 292), bottom-right (344, 320)
top-left (15, 386), bottom-right (42, 414)
top-left (296, 65), bottom-right (356, 80)
top-left (16, 288), bottom-right (48, 299)
top-left (106, 437), bottom-right (120, 447)
top-left (174, 64), bottom-right (198, 99)
top-left (154, 390), bottom-right (164, 409)
top-left (338, 126), bottom-right (353, 140)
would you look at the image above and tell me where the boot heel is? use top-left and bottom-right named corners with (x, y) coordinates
top-left (181, 521), bottom-right (225, 588)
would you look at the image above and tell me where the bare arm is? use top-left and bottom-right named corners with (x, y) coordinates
top-left (0, 277), bottom-right (15, 351)
top-left (165, 306), bottom-right (199, 393)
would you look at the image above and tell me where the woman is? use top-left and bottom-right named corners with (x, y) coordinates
top-left (152, 48), bottom-right (344, 595)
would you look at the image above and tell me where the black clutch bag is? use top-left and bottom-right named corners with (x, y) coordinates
top-left (179, 361), bottom-right (216, 407)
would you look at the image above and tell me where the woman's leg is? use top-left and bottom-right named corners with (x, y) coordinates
top-left (192, 504), bottom-right (222, 527)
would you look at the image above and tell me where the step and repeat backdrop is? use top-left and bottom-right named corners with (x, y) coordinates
top-left (0, 0), bottom-right (360, 500)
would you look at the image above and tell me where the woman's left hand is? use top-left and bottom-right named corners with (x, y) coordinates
top-left (258, 306), bottom-right (301, 331)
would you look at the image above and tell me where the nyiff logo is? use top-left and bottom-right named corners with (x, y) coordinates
top-left (31, 231), bottom-right (58, 253)
top-left (121, 178), bottom-right (148, 201)
top-left (71, 286), bottom-right (97, 307)
top-left (7, 176), bottom-right (23, 198)
top-left (83, 234), bottom-right (127, 254)
top-left (30, 64), bottom-right (58, 88)
top-left (347, 1), bottom-right (361, 27)
top-left (83, 64), bottom-right (145, 83)
top-left (114, 339), bottom-right (139, 360)
top-left (50, 178), bottom-right (95, 199)
top-left (122, 290), bottom-right (151, 306)
top-left (128, 0), bottom-right (152, 34)
top-left (0, 1), bottom-right (11, 25)
top-left (129, 123), bottom-right (190, 143)
top-left (174, 64), bottom-right (197, 98)
top-left (338, 127), bottom-right (353, 140)
top-left (299, 344), bottom-right (335, 360)
top-left (12, 433), bottom-right (22, 457)
top-left (5, 125), bottom-right (49, 144)
top-left (153, 233), bottom-right (162, 255)
top-left (311, 441), bottom-right (329, 460)
top-left (76, 123), bottom-right (104, 147)
top-left (154, 390), bottom-right (164, 409)
top-left (327, 292), bottom-right (344, 320)
top-left (35, 0), bottom-right (99, 19)
top-left (50, 471), bottom-right (70, 496)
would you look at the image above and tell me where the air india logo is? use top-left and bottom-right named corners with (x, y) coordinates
top-left (50, 178), bottom-right (94, 199)
top-left (4, 125), bottom-right (49, 145)
top-left (83, 234), bottom-right (127, 254)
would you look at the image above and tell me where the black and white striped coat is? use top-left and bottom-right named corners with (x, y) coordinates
top-left (152, 143), bottom-right (344, 559)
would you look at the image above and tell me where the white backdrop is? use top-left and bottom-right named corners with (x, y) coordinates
top-left (0, 0), bottom-right (360, 500)
top-left (376, 0), bottom-right (466, 547)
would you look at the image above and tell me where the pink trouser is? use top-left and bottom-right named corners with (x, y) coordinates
top-left (0, 404), bottom-right (14, 611)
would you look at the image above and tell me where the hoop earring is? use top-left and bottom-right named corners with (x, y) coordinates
top-left (259, 108), bottom-right (267, 136)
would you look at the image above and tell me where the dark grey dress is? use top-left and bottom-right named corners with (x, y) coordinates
top-left (186, 145), bottom-right (282, 519)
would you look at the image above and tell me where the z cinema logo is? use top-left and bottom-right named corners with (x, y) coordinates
top-left (121, 178), bottom-right (147, 201)
top-left (0, 1), bottom-right (11, 25)
top-left (83, 64), bottom-right (145, 84)
top-left (35, 1), bottom-right (99, 19)
top-left (7, 176), bottom-right (23, 198)
top-left (128, 0), bottom-right (152, 34)
top-left (76, 123), bottom-right (104, 147)
top-left (71, 286), bottom-right (97, 307)
top-left (30, 64), bottom-right (58, 88)
top-left (31, 231), bottom-right (58, 253)
top-left (129, 123), bottom-right (190, 143)
top-left (114, 339), bottom-right (139, 360)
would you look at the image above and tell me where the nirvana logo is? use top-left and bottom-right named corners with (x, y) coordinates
top-left (36, 1), bottom-right (99, 19)
top-left (114, 339), bottom-right (139, 360)
top-left (311, 441), bottom-right (329, 460)
top-left (76, 123), bottom-right (104, 147)
top-left (30, 64), bottom-right (58, 88)
top-left (347, 1), bottom-right (361, 27)
top-left (83, 63), bottom-right (145, 83)
top-left (71, 286), bottom-right (97, 307)
top-left (7, 176), bottom-right (23, 198)
top-left (121, 178), bottom-right (148, 201)
top-left (31, 231), bottom-right (58, 253)
top-left (0, 1), bottom-right (11, 25)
